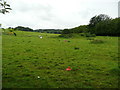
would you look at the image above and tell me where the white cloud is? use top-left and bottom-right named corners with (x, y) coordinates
top-left (0, 0), bottom-right (119, 29)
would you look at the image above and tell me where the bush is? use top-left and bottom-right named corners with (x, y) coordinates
top-left (59, 33), bottom-right (96, 38)
top-left (85, 33), bottom-right (96, 37)
top-left (59, 33), bottom-right (81, 38)
top-left (80, 33), bottom-right (96, 37)
top-left (59, 34), bottom-right (64, 37)
top-left (59, 34), bottom-right (73, 38)
top-left (91, 34), bottom-right (96, 37)
top-left (80, 33), bottom-right (85, 36)
top-left (85, 33), bottom-right (92, 37)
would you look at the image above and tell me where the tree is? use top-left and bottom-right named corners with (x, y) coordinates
top-left (94, 20), bottom-right (111, 35)
top-left (93, 17), bottom-right (120, 36)
top-left (89, 14), bottom-right (111, 28)
top-left (71, 25), bottom-right (89, 33)
top-left (14, 26), bottom-right (33, 32)
top-left (0, 0), bottom-right (12, 14)
top-left (62, 29), bottom-right (70, 34)
top-left (88, 14), bottom-right (112, 34)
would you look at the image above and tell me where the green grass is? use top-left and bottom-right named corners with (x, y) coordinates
top-left (2, 31), bottom-right (119, 88)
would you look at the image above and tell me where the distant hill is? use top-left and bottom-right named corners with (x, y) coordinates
top-left (34, 29), bottom-right (63, 34)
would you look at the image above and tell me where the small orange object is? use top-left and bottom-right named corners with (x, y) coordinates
top-left (66, 66), bottom-right (72, 71)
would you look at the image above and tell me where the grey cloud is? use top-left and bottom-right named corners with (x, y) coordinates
top-left (0, 0), bottom-right (118, 29)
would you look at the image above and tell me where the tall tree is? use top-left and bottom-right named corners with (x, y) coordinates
top-left (91, 17), bottom-right (119, 36)
top-left (88, 14), bottom-right (112, 34)
top-left (89, 14), bottom-right (111, 28)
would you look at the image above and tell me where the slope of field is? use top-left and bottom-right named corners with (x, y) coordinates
top-left (2, 31), bottom-right (119, 88)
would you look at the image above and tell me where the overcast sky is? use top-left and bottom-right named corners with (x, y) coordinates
top-left (0, 0), bottom-right (119, 29)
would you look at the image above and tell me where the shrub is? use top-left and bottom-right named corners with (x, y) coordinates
top-left (85, 33), bottom-right (92, 37)
top-left (91, 34), bottom-right (96, 37)
top-left (59, 34), bottom-right (64, 37)
top-left (80, 33), bottom-right (96, 37)
top-left (59, 33), bottom-right (96, 38)
top-left (85, 33), bottom-right (96, 37)
top-left (80, 33), bottom-right (85, 36)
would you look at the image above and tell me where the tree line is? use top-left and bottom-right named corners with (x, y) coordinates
top-left (6, 26), bottom-right (62, 34)
top-left (61, 14), bottom-right (120, 37)
top-left (34, 29), bottom-right (62, 34)
top-left (1, 1), bottom-right (119, 37)
top-left (14, 26), bottom-right (33, 31)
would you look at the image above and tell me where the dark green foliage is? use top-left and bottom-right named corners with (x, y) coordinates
top-left (80, 33), bottom-right (95, 40)
top-left (60, 14), bottom-right (120, 37)
top-left (14, 26), bottom-right (33, 32)
top-left (91, 34), bottom-right (96, 37)
top-left (62, 29), bottom-right (70, 34)
top-left (60, 25), bottom-right (90, 38)
top-left (59, 32), bottom-right (96, 38)
top-left (59, 33), bottom-right (74, 38)
top-left (59, 34), bottom-right (64, 37)
top-left (80, 33), bottom-right (85, 36)
top-left (34, 29), bottom-right (62, 34)
top-left (88, 14), bottom-right (111, 28)
top-left (84, 33), bottom-right (96, 37)
top-left (93, 18), bottom-right (120, 36)
top-left (62, 25), bottom-right (88, 34)
top-left (59, 14), bottom-right (118, 36)
top-left (88, 14), bottom-right (120, 36)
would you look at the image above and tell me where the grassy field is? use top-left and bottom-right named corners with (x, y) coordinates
top-left (2, 31), bottom-right (119, 88)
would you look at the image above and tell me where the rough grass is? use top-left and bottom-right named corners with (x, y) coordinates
top-left (2, 31), bottom-right (119, 88)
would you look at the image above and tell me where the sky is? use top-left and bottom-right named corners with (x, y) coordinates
top-left (0, 0), bottom-right (119, 29)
